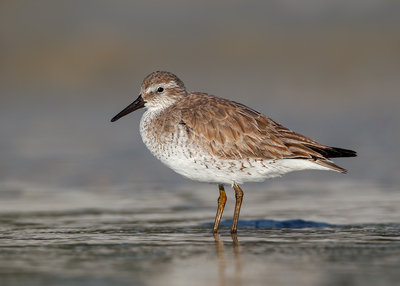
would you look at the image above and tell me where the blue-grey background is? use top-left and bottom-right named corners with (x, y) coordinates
top-left (1, 0), bottom-right (399, 189)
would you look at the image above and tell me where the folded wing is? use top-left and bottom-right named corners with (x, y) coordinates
top-left (177, 93), bottom-right (356, 173)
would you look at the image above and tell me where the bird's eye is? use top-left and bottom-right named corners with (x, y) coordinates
top-left (157, 87), bottom-right (164, 93)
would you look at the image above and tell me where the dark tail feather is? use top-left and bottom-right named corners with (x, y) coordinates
top-left (306, 145), bottom-right (357, 159)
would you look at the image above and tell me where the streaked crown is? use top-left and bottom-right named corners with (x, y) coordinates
top-left (141, 71), bottom-right (187, 111)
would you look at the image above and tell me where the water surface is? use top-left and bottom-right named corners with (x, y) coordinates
top-left (0, 182), bottom-right (399, 286)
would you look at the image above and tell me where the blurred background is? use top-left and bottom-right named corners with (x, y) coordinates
top-left (2, 2), bottom-right (400, 285)
top-left (1, 0), bottom-right (399, 194)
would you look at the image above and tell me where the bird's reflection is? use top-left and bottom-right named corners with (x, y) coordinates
top-left (213, 233), bottom-right (242, 286)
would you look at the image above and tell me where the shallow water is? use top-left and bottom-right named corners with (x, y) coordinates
top-left (0, 182), bottom-right (399, 286)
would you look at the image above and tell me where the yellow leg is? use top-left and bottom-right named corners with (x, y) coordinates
top-left (213, 184), bottom-right (227, 233)
top-left (231, 182), bottom-right (244, 234)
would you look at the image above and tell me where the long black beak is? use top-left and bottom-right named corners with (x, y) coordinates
top-left (111, 95), bottom-right (146, 122)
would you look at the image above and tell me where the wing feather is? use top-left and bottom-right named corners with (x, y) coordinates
top-left (173, 93), bottom-right (355, 172)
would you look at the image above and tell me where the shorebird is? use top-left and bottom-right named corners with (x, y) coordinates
top-left (111, 71), bottom-right (356, 234)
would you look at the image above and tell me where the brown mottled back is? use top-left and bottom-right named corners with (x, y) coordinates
top-left (162, 92), bottom-right (355, 173)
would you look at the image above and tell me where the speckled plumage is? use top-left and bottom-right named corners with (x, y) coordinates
top-left (111, 71), bottom-right (356, 234)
